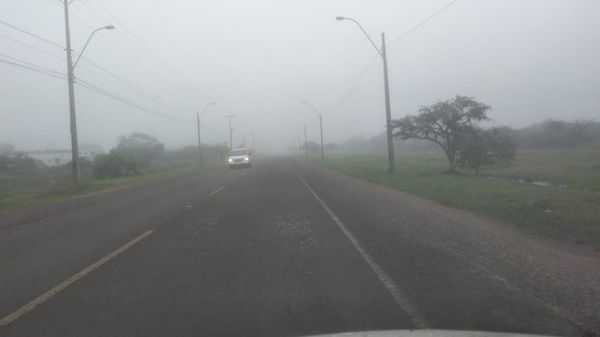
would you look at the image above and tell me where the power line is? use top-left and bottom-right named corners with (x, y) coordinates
top-left (76, 79), bottom-right (222, 137)
top-left (0, 56), bottom-right (221, 135)
top-left (388, 0), bottom-right (459, 47)
top-left (87, 0), bottom-right (198, 91)
top-left (0, 52), bottom-right (65, 77)
top-left (0, 19), bottom-right (64, 49)
top-left (0, 50), bottom-right (202, 129)
top-left (56, 0), bottom-right (196, 112)
top-left (77, 58), bottom-right (187, 117)
top-left (51, 5), bottom-right (191, 119)
top-left (328, 0), bottom-right (460, 114)
top-left (85, 0), bottom-right (151, 57)
top-left (76, 79), bottom-right (191, 123)
top-left (76, 29), bottom-right (192, 106)
top-left (53, 0), bottom-right (196, 120)
top-left (0, 34), bottom-right (65, 60)
top-left (329, 54), bottom-right (379, 115)
top-left (50, 3), bottom-right (193, 121)
top-left (0, 58), bottom-right (66, 80)
top-left (65, 2), bottom-right (166, 80)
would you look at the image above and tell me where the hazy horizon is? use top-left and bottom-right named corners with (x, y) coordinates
top-left (2, 0), bottom-right (599, 153)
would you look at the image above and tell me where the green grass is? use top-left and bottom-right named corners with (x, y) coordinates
top-left (320, 149), bottom-right (600, 248)
top-left (0, 161), bottom-right (219, 212)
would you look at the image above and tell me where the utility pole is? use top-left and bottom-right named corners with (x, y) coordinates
top-left (197, 102), bottom-right (215, 164)
top-left (301, 100), bottom-right (325, 160)
top-left (319, 113), bottom-right (324, 160)
top-left (381, 32), bottom-right (395, 173)
top-left (63, 0), bottom-right (79, 184)
top-left (336, 16), bottom-right (395, 173)
top-left (224, 115), bottom-right (235, 150)
top-left (196, 112), bottom-right (202, 163)
top-left (61, 0), bottom-right (114, 183)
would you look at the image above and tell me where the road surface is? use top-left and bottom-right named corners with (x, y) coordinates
top-left (0, 158), bottom-right (598, 337)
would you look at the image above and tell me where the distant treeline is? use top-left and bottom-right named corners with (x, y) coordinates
top-left (0, 132), bottom-right (229, 181)
top-left (512, 119), bottom-right (600, 149)
top-left (334, 119), bottom-right (600, 153)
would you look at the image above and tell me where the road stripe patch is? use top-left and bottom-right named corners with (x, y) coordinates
top-left (0, 230), bottom-right (154, 327)
top-left (292, 164), bottom-right (430, 329)
top-left (209, 186), bottom-right (225, 196)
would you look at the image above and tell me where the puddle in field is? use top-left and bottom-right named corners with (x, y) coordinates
top-left (513, 177), bottom-right (566, 188)
top-left (487, 176), bottom-right (566, 188)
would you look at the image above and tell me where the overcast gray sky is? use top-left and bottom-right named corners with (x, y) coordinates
top-left (1, 0), bottom-right (599, 152)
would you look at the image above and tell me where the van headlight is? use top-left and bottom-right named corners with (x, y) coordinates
top-left (228, 158), bottom-right (233, 163)
top-left (243, 156), bottom-right (249, 162)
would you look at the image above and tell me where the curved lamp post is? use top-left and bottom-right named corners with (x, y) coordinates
top-left (336, 16), bottom-right (395, 173)
top-left (62, 0), bottom-right (114, 183)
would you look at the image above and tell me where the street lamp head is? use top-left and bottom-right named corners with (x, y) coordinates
top-left (335, 16), bottom-right (346, 21)
top-left (104, 25), bottom-right (115, 30)
top-left (301, 100), bottom-right (308, 104)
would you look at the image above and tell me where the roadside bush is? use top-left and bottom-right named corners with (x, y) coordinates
top-left (0, 152), bottom-right (41, 172)
top-left (92, 152), bottom-right (142, 179)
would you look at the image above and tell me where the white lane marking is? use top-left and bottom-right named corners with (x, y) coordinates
top-left (0, 230), bottom-right (154, 327)
top-left (209, 186), bottom-right (225, 196)
top-left (291, 164), bottom-right (430, 329)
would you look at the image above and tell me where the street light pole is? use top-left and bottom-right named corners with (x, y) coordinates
top-left (62, 0), bottom-right (113, 183)
top-left (197, 102), bottom-right (215, 164)
top-left (336, 16), bottom-right (395, 173)
top-left (301, 100), bottom-right (325, 160)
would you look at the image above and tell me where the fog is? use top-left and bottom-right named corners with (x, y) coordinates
top-left (1, 0), bottom-right (599, 154)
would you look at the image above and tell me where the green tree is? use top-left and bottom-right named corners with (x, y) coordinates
top-left (393, 96), bottom-right (491, 172)
top-left (113, 132), bottom-right (165, 167)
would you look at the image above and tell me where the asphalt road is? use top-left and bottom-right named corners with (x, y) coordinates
top-left (0, 158), bottom-right (598, 337)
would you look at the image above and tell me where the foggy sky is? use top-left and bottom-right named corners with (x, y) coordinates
top-left (1, 0), bottom-right (599, 153)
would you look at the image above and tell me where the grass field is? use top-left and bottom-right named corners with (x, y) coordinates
top-left (0, 161), bottom-right (219, 212)
top-left (320, 149), bottom-right (600, 248)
